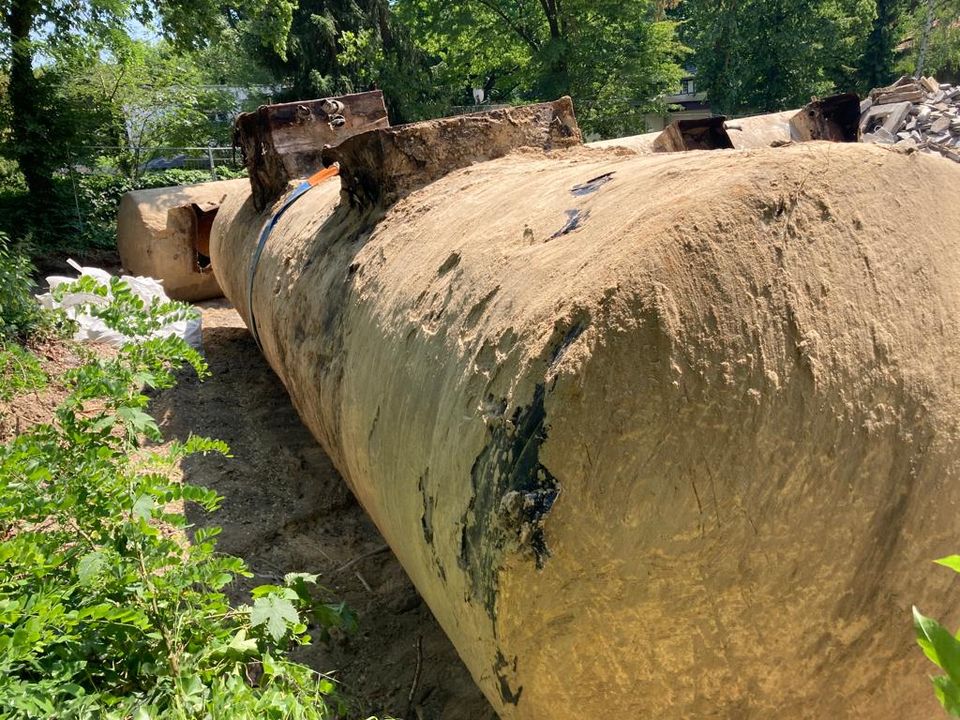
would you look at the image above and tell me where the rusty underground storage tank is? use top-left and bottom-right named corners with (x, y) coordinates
top-left (210, 97), bottom-right (960, 719)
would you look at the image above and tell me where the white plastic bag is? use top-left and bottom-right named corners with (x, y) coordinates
top-left (36, 259), bottom-right (203, 349)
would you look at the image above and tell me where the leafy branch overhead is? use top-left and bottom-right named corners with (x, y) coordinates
top-left (0, 0), bottom-right (295, 206)
top-left (392, 0), bottom-right (687, 136)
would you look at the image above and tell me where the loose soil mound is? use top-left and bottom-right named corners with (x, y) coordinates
top-left (211, 140), bottom-right (960, 718)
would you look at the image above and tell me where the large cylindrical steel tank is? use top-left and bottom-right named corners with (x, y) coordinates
top-left (211, 133), bottom-right (960, 719)
top-left (117, 178), bottom-right (248, 301)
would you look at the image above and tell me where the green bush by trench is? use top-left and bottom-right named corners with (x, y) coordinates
top-left (0, 275), bottom-right (359, 719)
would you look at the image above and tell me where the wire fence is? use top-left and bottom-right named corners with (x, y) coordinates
top-left (48, 146), bottom-right (249, 248)
top-left (69, 146), bottom-right (245, 181)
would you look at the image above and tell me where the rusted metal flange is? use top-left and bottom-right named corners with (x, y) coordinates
top-left (234, 90), bottom-right (390, 211)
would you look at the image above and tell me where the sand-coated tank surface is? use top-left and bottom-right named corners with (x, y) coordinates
top-left (210, 133), bottom-right (960, 719)
top-left (117, 178), bottom-right (248, 301)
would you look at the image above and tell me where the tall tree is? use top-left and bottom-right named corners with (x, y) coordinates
top-left (898, 0), bottom-right (960, 81)
top-left (858, 0), bottom-right (903, 88)
top-left (0, 0), bottom-right (293, 207)
top-left (682, 0), bottom-right (874, 115)
top-left (394, 0), bottom-right (686, 137)
top-left (255, 0), bottom-right (441, 123)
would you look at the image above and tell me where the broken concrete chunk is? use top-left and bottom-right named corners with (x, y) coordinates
top-left (863, 128), bottom-right (897, 144)
top-left (860, 76), bottom-right (960, 163)
top-left (921, 76), bottom-right (941, 94)
top-left (931, 116), bottom-right (952, 134)
top-left (860, 101), bottom-right (912, 136)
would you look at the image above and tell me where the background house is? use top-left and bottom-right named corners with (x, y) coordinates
top-left (644, 68), bottom-right (712, 131)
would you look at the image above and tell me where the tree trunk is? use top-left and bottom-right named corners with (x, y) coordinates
top-left (6, 0), bottom-right (55, 208)
top-left (539, 0), bottom-right (561, 39)
top-left (915, 0), bottom-right (935, 78)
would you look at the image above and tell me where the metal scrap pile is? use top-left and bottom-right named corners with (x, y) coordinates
top-left (860, 75), bottom-right (960, 162)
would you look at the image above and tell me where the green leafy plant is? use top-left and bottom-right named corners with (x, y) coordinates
top-left (0, 277), bottom-right (355, 718)
top-left (0, 233), bottom-right (48, 342)
top-left (914, 555), bottom-right (960, 716)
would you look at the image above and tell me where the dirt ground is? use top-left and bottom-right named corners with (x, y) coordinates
top-left (148, 300), bottom-right (496, 720)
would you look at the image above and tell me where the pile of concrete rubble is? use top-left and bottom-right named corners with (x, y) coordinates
top-left (860, 75), bottom-right (960, 161)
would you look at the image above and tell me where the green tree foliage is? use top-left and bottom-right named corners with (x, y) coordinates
top-left (681, 0), bottom-right (875, 115)
top-left (898, 0), bottom-right (960, 81)
top-left (253, 0), bottom-right (441, 123)
top-left (0, 0), bottom-right (293, 211)
top-left (858, 0), bottom-right (904, 89)
top-left (394, 0), bottom-right (685, 136)
top-left (50, 37), bottom-right (275, 179)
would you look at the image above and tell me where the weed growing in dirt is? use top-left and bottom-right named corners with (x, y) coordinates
top-left (0, 277), bottom-right (357, 718)
top-left (0, 344), bottom-right (47, 401)
top-left (914, 556), bottom-right (960, 715)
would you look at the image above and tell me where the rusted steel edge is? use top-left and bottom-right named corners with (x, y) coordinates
top-left (234, 90), bottom-right (389, 211)
top-left (321, 97), bottom-right (582, 210)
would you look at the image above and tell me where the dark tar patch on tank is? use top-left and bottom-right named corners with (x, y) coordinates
top-left (570, 171), bottom-right (615, 196)
top-left (494, 651), bottom-right (523, 705)
top-left (458, 382), bottom-right (561, 618)
top-left (550, 208), bottom-right (590, 239)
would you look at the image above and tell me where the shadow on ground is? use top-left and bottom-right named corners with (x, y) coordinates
top-left (150, 302), bottom-right (496, 720)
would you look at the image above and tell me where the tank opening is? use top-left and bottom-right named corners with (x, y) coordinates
top-left (789, 93), bottom-right (860, 142)
top-left (652, 116), bottom-right (734, 152)
top-left (191, 203), bottom-right (218, 273)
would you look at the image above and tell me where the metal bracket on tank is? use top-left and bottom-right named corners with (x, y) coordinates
top-left (789, 93), bottom-right (861, 142)
top-left (320, 97), bottom-right (582, 210)
top-left (652, 116), bottom-right (734, 152)
top-left (246, 164), bottom-right (340, 351)
top-left (234, 90), bottom-right (389, 212)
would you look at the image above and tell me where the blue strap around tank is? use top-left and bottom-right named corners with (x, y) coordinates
top-left (246, 165), bottom-right (340, 351)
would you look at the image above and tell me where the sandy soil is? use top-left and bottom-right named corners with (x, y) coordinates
top-left (0, 339), bottom-right (87, 441)
top-left (149, 301), bottom-right (495, 720)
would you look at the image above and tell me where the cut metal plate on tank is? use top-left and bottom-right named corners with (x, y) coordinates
top-left (789, 92), bottom-right (861, 142)
top-left (235, 90), bottom-right (390, 211)
top-left (322, 97), bottom-right (583, 209)
top-left (652, 116), bottom-right (734, 152)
